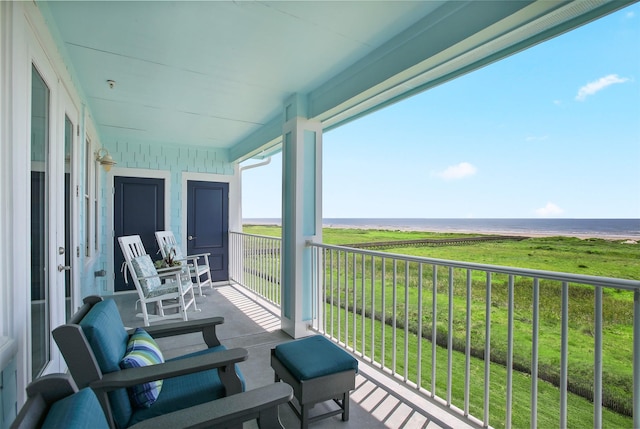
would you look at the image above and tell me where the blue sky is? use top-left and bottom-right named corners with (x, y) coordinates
top-left (242, 5), bottom-right (639, 219)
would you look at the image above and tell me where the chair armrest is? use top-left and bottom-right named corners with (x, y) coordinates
top-left (12, 374), bottom-right (81, 429)
top-left (135, 271), bottom-right (174, 281)
top-left (184, 252), bottom-right (210, 259)
top-left (92, 348), bottom-right (248, 392)
top-left (153, 268), bottom-right (184, 280)
top-left (127, 383), bottom-right (293, 429)
top-left (131, 316), bottom-right (224, 347)
top-left (25, 373), bottom-right (78, 402)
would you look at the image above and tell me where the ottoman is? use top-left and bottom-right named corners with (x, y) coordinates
top-left (271, 335), bottom-right (358, 429)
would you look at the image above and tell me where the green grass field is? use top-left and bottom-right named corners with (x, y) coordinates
top-left (242, 224), bottom-right (639, 427)
top-left (243, 224), bottom-right (639, 280)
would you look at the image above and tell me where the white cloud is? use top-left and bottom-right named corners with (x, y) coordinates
top-left (575, 74), bottom-right (629, 101)
top-left (525, 135), bottom-right (549, 142)
top-left (434, 162), bottom-right (477, 180)
top-left (535, 202), bottom-right (565, 217)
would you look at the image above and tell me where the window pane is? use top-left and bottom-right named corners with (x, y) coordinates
top-left (64, 115), bottom-right (72, 321)
top-left (30, 65), bottom-right (50, 377)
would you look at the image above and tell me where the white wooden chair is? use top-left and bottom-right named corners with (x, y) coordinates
top-left (118, 235), bottom-right (198, 326)
top-left (155, 230), bottom-right (213, 297)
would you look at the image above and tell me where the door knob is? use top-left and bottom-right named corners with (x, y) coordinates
top-left (188, 235), bottom-right (196, 241)
top-left (58, 264), bottom-right (71, 272)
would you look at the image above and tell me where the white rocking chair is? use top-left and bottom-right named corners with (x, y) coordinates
top-left (118, 234), bottom-right (198, 326)
top-left (155, 230), bottom-right (213, 297)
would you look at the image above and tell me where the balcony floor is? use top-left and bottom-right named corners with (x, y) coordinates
top-left (111, 284), bottom-right (476, 429)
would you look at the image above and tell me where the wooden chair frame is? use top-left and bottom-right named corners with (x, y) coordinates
top-left (12, 372), bottom-right (293, 429)
top-left (155, 230), bottom-right (213, 297)
top-left (118, 234), bottom-right (198, 326)
top-left (50, 296), bottom-right (293, 429)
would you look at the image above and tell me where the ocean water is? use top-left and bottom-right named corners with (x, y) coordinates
top-left (244, 218), bottom-right (640, 239)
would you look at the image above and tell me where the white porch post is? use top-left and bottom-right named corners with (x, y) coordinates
top-left (280, 94), bottom-right (322, 338)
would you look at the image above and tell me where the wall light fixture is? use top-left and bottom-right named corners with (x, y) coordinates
top-left (95, 148), bottom-right (117, 172)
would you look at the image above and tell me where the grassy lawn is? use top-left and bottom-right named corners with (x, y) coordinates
top-left (324, 305), bottom-right (633, 429)
top-left (243, 224), bottom-right (639, 280)
top-left (241, 224), bottom-right (639, 426)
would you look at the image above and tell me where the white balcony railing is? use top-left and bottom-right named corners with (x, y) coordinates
top-left (230, 232), bottom-right (640, 429)
top-left (229, 231), bottom-right (281, 307)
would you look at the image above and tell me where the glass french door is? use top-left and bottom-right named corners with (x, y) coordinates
top-left (30, 64), bottom-right (51, 377)
top-left (30, 61), bottom-right (77, 378)
top-left (64, 115), bottom-right (73, 321)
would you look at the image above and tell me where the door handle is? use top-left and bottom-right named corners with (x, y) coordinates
top-left (58, 264), bottom-right (72, 272)
top-left (188, 235), bottom-right (196, 241)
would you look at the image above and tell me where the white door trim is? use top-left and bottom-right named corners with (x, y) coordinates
top-left (106, 168), bottom-right (171, 294)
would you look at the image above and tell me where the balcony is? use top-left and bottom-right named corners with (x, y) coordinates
top-left (111, 283), bottom-right (472, 429)
top-left (226, 232), bottom-right (640, 429)
top-left (108, 231), bottom-right (639, 428)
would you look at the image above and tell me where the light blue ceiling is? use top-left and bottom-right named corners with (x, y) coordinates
top-left (38, 1), bottom-right (634, 162)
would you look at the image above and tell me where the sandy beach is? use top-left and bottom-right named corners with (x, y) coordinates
top-left (322, 222), bottom-right (639, 242)
top-left (246, 218), bottom-right (640, 242)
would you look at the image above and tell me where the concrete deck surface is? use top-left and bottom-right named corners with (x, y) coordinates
top-left (110, 284), bottom-right (475, 429)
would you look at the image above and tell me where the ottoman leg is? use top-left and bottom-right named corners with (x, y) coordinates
top-left (301, 403), bottom-right (309, 429)
top-left (342, 391), bottom-right (350, 421)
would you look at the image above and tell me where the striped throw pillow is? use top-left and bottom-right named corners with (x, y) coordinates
top-left (119, 328), bottom-right (164, 408)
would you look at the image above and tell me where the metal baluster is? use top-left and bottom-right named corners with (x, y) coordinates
top-left (594, 285), bottom-right (602, 429)
top-left (484, 272), bottom-right (491, 427)
top-left (392, 259), bottom-right (398, 375)
top-left (531, 278), bottom-right (539, 428)
top-left (417, 263), bottom-right (423, 390)
top-left (432, 265), bottom-right (437, 398)
top-left (447, 266), bottom-right (453, 406)
top-left (560, 282), bottom-right (569, 428)
top-left (381, 257), bottom-right (386, 369)
top-left (506, 275), bottom-right (514, 429)
top-left (371, 256), bottom-right (376, 364)
top-left (465, 269), bottom-right (472, 416)
top-left (634, 288), bottom-right (640, 429)
top-left (345, 251), bottom-right (349, 348)
top-left (361, 254), bottom-right (366, 358)
top-left (329, 250), bottom-right (335, 338)
top-left (353, 252), bottom-right (357, 353)
top-left (405, 261), bottom-right (410, 382)
top-left (337, 251), bottom-right (341, 343)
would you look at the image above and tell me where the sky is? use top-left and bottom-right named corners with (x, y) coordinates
top-left (241, 4), bottom-right (640, 219)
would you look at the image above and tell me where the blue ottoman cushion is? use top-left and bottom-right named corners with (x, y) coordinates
top-left (274, 335), bottom-right (357, 381)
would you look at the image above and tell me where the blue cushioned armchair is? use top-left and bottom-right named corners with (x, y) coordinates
top-left (11, 374), bottom-right (110, 429)
top-left (52, 296), bottom-right (292, 429)
top-left (12, 373), bottom-right (293, 429)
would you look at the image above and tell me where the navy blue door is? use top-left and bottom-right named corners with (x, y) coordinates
top-left (114, 177), bottom-right (165, 292)
top-left (187, 181), bottom-right (228, 282)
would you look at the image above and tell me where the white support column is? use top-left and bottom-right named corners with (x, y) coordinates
top-left (280, 94), bottom-right (322, 338)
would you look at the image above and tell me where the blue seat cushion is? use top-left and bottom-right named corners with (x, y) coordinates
top-left (41, 387), bottom-right (109, 429)
top-left (79, 299), bottom-right (128, 373)
top-left (127, 345), bottom-right (246, 426)
top-left (79, 299), bottom-right (131, 429)
top-left (274, 335), bottom-right (358, 381)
